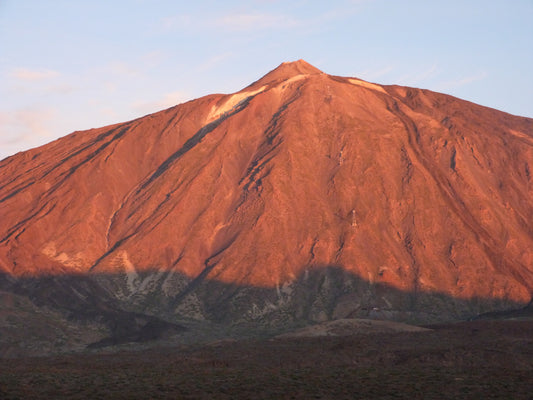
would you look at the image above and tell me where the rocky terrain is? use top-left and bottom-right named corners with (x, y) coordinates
top-left (0, 60), bottom-right (532, 354)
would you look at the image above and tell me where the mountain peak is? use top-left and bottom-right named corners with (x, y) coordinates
top-left (252, 59), bottom-right (323, 87)
top-left (277, 59), bottom-right (323, 74)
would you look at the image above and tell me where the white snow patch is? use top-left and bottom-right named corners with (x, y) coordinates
top-left (509, 129), bottom-right (533, 144)
top-left (41, 242), bottom-right (84, 270)
top-left (207, 86), bottom-right (266, 122)
top-left (118, 251), bottom-right (140, 294)
top-left (281, 74), bottom-right (308, 86)
top-left (270, 74), bottom-right (308, 95)
top-left (348, 78), bottom-right (387, 94)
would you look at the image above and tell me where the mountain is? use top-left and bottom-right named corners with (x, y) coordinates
top-left (1, 60), bottom-right (532, 353)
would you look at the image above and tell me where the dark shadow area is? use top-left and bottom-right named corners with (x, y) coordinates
top-left (0, 272), bottom-right (186, 351)
top-left (189, 265), bottom-right (528, 325)
top-left (0, 264), bottom-right (530, 354)
top-left (474, 299), bottom-right (533, 320)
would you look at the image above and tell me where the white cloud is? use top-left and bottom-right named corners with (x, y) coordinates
top-left (141, 50), bottom-right (167, 68)
top-left (436, 71), bottom-right (489, 90)
top-left (0, 107), bottom-right (57, 138)
top-left (43, 83), bottom-right (77, 95)
top-left (108, 61), bottom-right (140, 78)
top-left (131, 91), bottom-right (189, 115)
top-left (6, 68), bottom-right (76, 97)
top-left (215, 13), bottom-right (300, 31)
top-left (159, 15), bottom-right (194, 32)
top-left (356, 65), bottom-right (395, 81)
top-left (10, 68), bottom-right (59, 81)
top-left (159, 6), bottom-right (357, 35)
top-left (396, 64), bottom-right (440, 86)
top-left (198, 53), bottom-right (233, 71)
top-left (159, 12), bottom-right (299, 33)
top-left (0, 107), bottom-right (59, 159)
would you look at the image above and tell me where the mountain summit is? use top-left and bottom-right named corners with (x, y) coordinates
top-left (251, 59), bottom-right (323, 85)
top-left (1, 61), bottom-right (532, 350)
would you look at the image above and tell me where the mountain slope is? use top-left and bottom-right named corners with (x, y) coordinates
top-left (1, 60), bottom-right (532, 342)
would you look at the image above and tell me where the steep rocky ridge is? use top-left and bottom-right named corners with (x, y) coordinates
top-left (1, 60), bottom-right (532, 351)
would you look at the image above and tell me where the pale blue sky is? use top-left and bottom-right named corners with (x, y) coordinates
top-left (1, 0), bottom-right (532, 160)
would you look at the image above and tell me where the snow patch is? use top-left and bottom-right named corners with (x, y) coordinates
top-left (207, 86), bottom-right (266, 122)
top-left (509, 129), bottom-right (533, 144)
top-left (281, 74), bottom-right (308, 86)
top-left (117, 250), bottom-right (140, 294)
top-left (348, 78), bottom-right (386, 94)
top-left (41, 242), bottom-right (84, 270)
top-left (270, 74), bottom-right (308, 95)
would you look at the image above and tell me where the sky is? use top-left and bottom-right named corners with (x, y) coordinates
top-left (1, 0), bottom-right (532, 160)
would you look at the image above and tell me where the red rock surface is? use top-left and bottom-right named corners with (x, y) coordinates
top-left (1, 59), bottom-right (532, 308)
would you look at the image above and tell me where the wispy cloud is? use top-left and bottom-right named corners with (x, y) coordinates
top-left (107, 61), bottom-right (140, 78)
top-left (159, 15), bottom-right (194, 32)
top-left (158, 4), bottom-right (358, 35)
top-left (215, 13), bottom-right (300, 31)
top-left (0, 107), bottom-right (59, 159)
top-left (436, 71), bottom-right (489, 90)
top-left (43, 83), bottom-right (77, 95)
top-left (0, 107), bottom-right (57, 138)
top-left (198, 53), bottom-right (233, 71)
top-left (98, 61), bottom-right (143, 95)
top-left (132, 91), bottom-right (189, 115)
top-left (355, 65), bottom-right (395, 81)
top-left (10, 67), bottom-right (59, 81)
top-left (396, 64), bottom-right (440, 86)
top-left (141, 50), bottom-right (167, 68)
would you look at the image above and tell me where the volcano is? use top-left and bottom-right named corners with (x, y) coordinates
top-left (1, 60), bottom-right (532, 352)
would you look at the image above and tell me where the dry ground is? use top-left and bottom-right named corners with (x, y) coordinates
top-left (1, 319), bottom-right (532, 399)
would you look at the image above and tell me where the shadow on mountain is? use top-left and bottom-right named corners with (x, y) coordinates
top-left (0, 273), bottom-right (186, 352)
top-left (0, 264), bottom-right (530, 354)
top-left (190, 264), bottom-right (530, 325)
